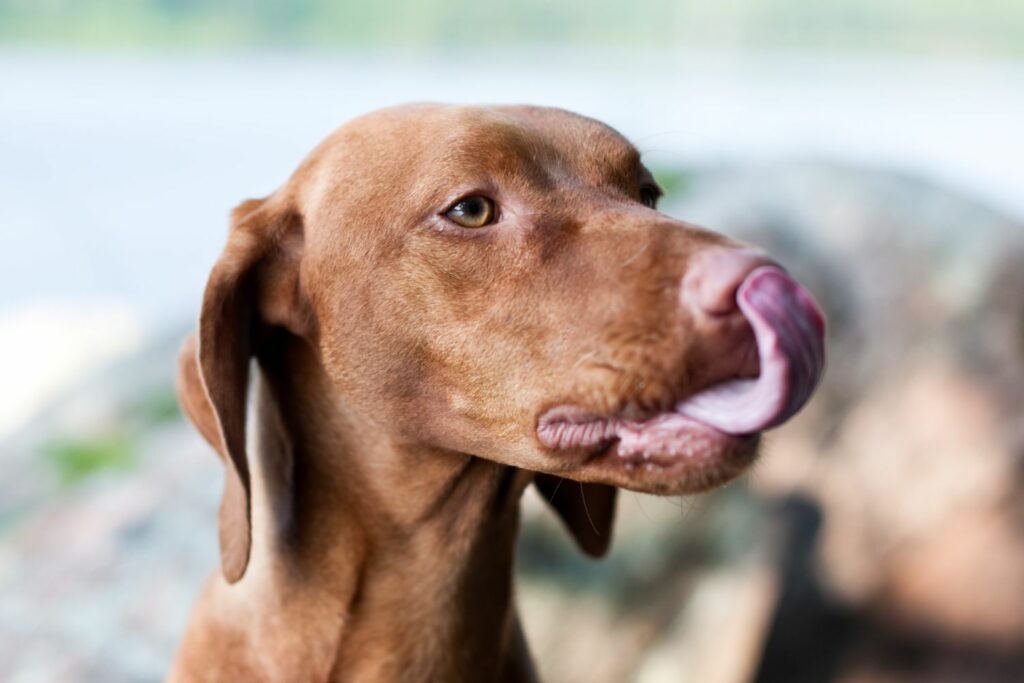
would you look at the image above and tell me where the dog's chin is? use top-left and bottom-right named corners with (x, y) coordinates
top-left (536, 406), bottom-right (761, 495)
top-left (603, 422), bottom-right (761, 496)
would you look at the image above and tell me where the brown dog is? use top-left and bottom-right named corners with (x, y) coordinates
top-left (171, 104), bottom-right (825, 682)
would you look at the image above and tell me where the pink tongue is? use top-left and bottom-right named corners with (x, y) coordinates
top-left (676, 266), bottom-right (826, 435)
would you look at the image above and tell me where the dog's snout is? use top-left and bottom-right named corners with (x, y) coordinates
top-left (681, 247), bottom-right (779, 316)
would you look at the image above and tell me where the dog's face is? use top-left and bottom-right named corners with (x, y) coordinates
top-left (183, 104), bottom-right (825, 580)
top-left (291, 104), bottom-right (824, 493)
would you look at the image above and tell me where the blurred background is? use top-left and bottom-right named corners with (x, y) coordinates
top-left (1, 2), bottom-right (1023, 681)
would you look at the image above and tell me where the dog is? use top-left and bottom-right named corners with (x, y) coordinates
top-left (171, 103), bottom-right (826, 682)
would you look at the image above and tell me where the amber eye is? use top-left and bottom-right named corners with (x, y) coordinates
top-left (639, 185), bottom-right (661, 209)
top-left (444, 195), bottom-right (496, 228)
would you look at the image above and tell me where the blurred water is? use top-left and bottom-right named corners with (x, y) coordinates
top-left (2, 49), bottom-right (1021, 325)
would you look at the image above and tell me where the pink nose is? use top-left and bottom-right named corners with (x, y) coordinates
top-left (682, 247), bottom-right (780, 316)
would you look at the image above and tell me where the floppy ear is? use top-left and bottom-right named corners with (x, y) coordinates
top-left (176, 197), bottom-right (307, 584)
top-left (534, 475), bottom-right (618, 557)
top-left (177, 333), bottom-right (224, 456)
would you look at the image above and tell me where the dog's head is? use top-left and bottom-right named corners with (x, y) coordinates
top-left (178, 104), bottom-right (825, 581)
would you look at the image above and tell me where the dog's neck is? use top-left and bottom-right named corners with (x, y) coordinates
top-left (216, 341), bottom-right (537, 682)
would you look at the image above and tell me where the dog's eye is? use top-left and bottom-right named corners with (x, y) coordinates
top-left (639, 185), bottom-right (661, 209)
top-left (445, 196), bottom-right (496, 228)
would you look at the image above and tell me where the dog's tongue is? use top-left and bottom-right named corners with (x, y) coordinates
top-left (676, 266), bottom-right (826, 435)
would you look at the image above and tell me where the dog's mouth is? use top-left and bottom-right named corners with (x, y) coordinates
top-left (537, 266), bottom-right (826, 490)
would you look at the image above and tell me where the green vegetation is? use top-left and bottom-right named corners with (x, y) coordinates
top-left (0, 0), bottom-right (1021, 57)
top-left (43, 432), bottom-right (137, 486)
top-left (37, 383), bottom-right (180, 487)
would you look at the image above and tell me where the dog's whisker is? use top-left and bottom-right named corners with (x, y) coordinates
top-left (620, 241), bottom-right (650, 269)
top-left (579, 482), bottom-right (600, 538)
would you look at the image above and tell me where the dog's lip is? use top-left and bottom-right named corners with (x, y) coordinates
top-left (535, 405), bottom-right (759, 489)
top-left (536, 404), bottom-right (756, 455)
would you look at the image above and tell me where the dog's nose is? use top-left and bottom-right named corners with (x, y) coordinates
top-left (681, 247), bottom-right (780, 316)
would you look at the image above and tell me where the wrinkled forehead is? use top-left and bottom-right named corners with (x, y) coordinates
top-left (298, 104), bottom-right (645, 209)
top-left (434, 105), bottom-right (644, 187)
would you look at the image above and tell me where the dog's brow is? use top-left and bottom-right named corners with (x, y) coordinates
top-left (424, 128), bottom-right (563, 195)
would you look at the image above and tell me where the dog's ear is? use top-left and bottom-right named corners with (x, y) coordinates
top-left (534, 475), bottom-right (618, 557)
top-left (176, 197), bottom-right (308, 584)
